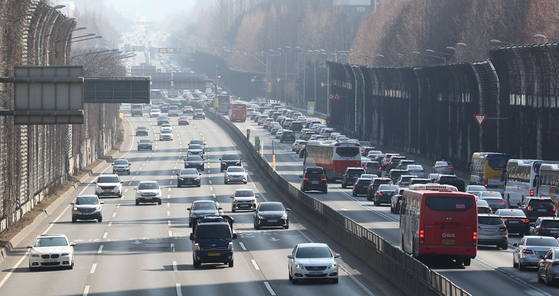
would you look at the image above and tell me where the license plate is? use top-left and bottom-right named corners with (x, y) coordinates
top-left (104, 190), bottom-right (111, 193)
top-left (311, 181), bottom-right (319, 184)
top-left (442, 238), bottom-right (454, 245)
top-left (208, 253), bottom-right (220, 257)
top-left (268, 219), bottom-right (278, 222)
top-left (240, 205), bottom-right (249, 207)
top-left (309, 271), bottom-right (323, 275)
top-left (538, 209), bottom-right (547, 212)
top-left (508, 220), bottom-right (519, 223)
top-left (44, 259), bottom-right (57, 262)
top-left (484, 228), bottom-right (496, 231)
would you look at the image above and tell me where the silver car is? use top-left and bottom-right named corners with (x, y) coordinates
top-left (432, 160), bottom-right (454, 174)
top-left (230, 189), bottom-right (258, 212)
top-left (287, 243), bottom-right (340, 284)
top-left (224, 166), bottom-right (247, 184)
top-left (71, 195), bottom-right (103, 223)
top-left (477, 214), bottom-right (508, 249)
top-left (537, 247), bottom-right (559, 286)
top-left (477, 191), bottom-right (506, 212)
top-left (513, 236), bottom-right (559, 270)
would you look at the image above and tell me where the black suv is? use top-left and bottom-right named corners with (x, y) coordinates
top-left (280, 130), bottom-right (295, 143)
top-left (300, 167), bottom-right (327, 193)
top-left (219, 153), bottom-right (242, 172)
top-left (366, 178), bottom-right (392, 201)
top-left (341, 167), bottom-right (366, 188)
top-left (387, 169), bottom-right (408, 183)
top-left (434, 174), bottom-right (465, 192)
top-left (530, 217), bottom-right (559, 237)
top-left (519, 196), bottom-right (557, 222)
top-left (290, 121), bottom-right (304, 132)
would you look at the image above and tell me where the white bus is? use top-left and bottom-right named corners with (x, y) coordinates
top-left (537, 163), bottom-right (559, 208)
top-left (303, 140), bottom-right (361, 181)
top-left (504, 159), bottom-right (559, 207)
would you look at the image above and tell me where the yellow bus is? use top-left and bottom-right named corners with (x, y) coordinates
top-left (469, 152), bottom-right (516, 193)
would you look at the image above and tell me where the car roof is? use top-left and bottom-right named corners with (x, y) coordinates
top-left (296, 242), bottom-right (329, 249)
top-left (478, 213), bottom-right (501, 218)
top-left (139, 180), bottom-right (158, 184)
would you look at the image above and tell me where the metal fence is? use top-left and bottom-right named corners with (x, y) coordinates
top-left (0, 1), bottom-right (121, 233)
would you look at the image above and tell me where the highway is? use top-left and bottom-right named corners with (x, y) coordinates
top-left (232, 116), bottom-right (558, 296)
top-left (0, 106), bottom-right (401, 296)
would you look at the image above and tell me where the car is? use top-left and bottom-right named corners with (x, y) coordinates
top-left (160, 104), bottom-right (170, 113)
top-left (71, 195), bottom-right (104, 223)
top-left (466, 185), bottom-right (488, 195)
top-left (387, 169), bottom-right (409, 183)
top-left (341, 167), bottom-right (366, 188)
top-left (224, 166), bottom-right (247, 184)
top-left (395, 159), bottom-right (416, 170)
top-left (477, 213), bottom-right (508, 249)
top-left (366, 177), bottom-right (392, 201)
top-left (477, 191), bottom-right (506, 212)
top-left (187, 200), bottom-right (223, 227)
top-left (387, 155), bottom-right (406, 172)
top-left (519, 196), bottom-right (557, 222)
top-left (290, 121), bottom-right (304, 132)
top-left (408, 177), bottom-right (432, 186)
top-left (134, 180), bottom-right (162, 205)
top-left (363, 160), bottom-right (382, 174)
top-left (477, 199), bottom-right (493, 213)
top-left (280, 130), bottom-right (295, 143)
top-left (434, 174), bottom-right (465, 191)
top-left (428, 173), bottom-right (440, 182)
top-left (157, 115), bottom-right (169, 125)
top-left (190, 215), bottom-right (236, 268)
top-left (373, 184), bottom-right (399, 206)
top-left (530, 217), bottom-right (559, 237)
top-left (300, 167), bottom-right (327, 193)
top-left (220, 153), bottom-right (242, 172)
top-left (112, 158), bottom-right (131, 175)
top-left (135, 126), bottom-right (148, 136)
top-left (294, 140), bottom-right (307, 153)
top-left (495, 209), bottom-right (530, 235)
top-left (390, 187), bottom-right (406, 214)
top-left (352, 177), bottom-right (373, 196)
top-left (287, 243), bottom-right (340, 284)
top-left (131, 104), bottom-right (143, 116)
top-left (537, 247), bottom-right (559, 286)
top-left (184, 155), bottom-right (204, 171)
top-left (178, 115), bottom-right (190, 125)
top-left (160, 129), bottom-right (173, 141)
top-left (187, 144), bottom-right (204, 156)
top-left (432, 160), bottom-right (454, 174)
top-left (183, 105), bottom-right (194, 114)
top-left (160, 123), bottom-right (172, 132)
top-left (270, 124), bottom-right (282, 134)
top-left (406, 164), bottom-right (425, 178)
top-left (394, 174), bottom-right (419, 187)
top-left (150, 108), bottom-right (161, 118)
top-left (275, 129), bottom-right (284, 139)
top-left (513, 236), bottom-right (559, 270)
top-left (258, 115), bottom-right (270, 125)
top-left (177, 168), bottom-right (201, 187)
top-left (230, 189), bottom-right (258, 212)
top-left (27, 234), bottom-right (75, 270)
top-left (193, 108), bottom-right (206, 119)
top-left (94, 173), bottom-right (122, 198)
top-left (253, 202), bottom-right (290, 229)
top-left (168, 105), bottom-right (180, 116)
top-left (137, 139), bottom-right (153, 150)
top-left (292, 140), bottom-right (304, 151)
top-left (360, 174), bottom-right (378, 179)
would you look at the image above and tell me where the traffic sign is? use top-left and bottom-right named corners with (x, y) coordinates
top-left (267, 82), bottom-right (272, 86)
top-left (328, 93), bottom-right (334, 99)
top-left (334, 93), bottom-right (340, 100)
top-left (276, 78), bottom-right (281, 82)
top-left (267, 77), bottom-right (272, 82)
top-left (474, 114), bottom-right (487, 126)
top-left (263, 77), bottom-right (267, 82)
top-left (321, 82), bottom-right (325, 87)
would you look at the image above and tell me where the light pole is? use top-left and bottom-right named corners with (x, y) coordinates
top-left (376, 54), bottom-right (406, 65)
top-left (351, 54), bottom-right (367, 66)
top-left (70, 48), bottom-right (118, 65)
top-left (29, 17), bottom-right (75, 31)
top-left (46, 26), bottom-right (87, 37)
top-left (490, 39), bottom-right (525, 46)
top-left (426, 49), bottom-right (462, 62)
top-left (397, 53), bottom-right (428, 65)
top-left (69, 35), bottom-right (103, 44)
top-left (534, 34), bottom-right (559, 41)
top-left (412, 51), bottom-right (446, 64)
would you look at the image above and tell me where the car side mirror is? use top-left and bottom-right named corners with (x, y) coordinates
top-left (517, 202), bottom-right (521, 206)
top-left (513, 243), bottom-right (518, 247)
top-left (70, 202), bottom-right (74, 205)
top-left (334, 254), bottom-right (341, 258)
top-left (93, 182), bottom-right (96, 184)
top-left (27, 245), bottom-right (33, 248)
top-left (134, 188), bottom-right (138, 190)
top-left (287, 254), bottom-right (294, 259)
top-left (177, 174), bottom-right (180, 176)
top-left (187, 208), bottom-right (191, 211)
top-left (255, 195), bottom-right (259, 198)
top-left (232, 233), bottom-right (238, 239)
top-left (218, 207), bottom-right (223, 210)
top-left (286, 208), bottom-right (291, 211)
top-left (299, 175), bottom-right (303, 178)
top-left (189, 233), bottom-right (194, 240)
top-left (100, 201), bottom-right (105, 204)
top-left (70, 242), bottom-right (76, 246)
top-left (111, 164), bottom-right (114, 166)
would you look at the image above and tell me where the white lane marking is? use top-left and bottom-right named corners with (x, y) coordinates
top-left (251, 259), bottom-right (260, 271)
top-left (263, 282), bottom-right (277, 296)
top-left (112, 212), bottom-right (116, 218)
top-left (173, 261), bottom-right (178, 271)
top-left (168, 230), bottom-right (173, 237)
top-left (210, 187), bottom-right (213, 191)
top-left (171, 243), bottom-right (175, 252)
top-left (209, 180), bottom-right (212, 185)
top-left (90, 263), bottom-right (97, 274)
top-left (168, 220), bottom-right (172, 226)
top-left (0, 250), bottom-right (30, 288)
top-left (168, 188), bottom-right (171, 192)
top-left (176, 283), bottom-right (182, 296)
top-left (120, 195), bottom-right (124, 200)
top-left (167, 211), bottom-right (170, 216)
top-left (83, 286), bottom-right (90, 296)
top-left (167, 203), bottom-right (170, 207)
top-left (239, 242), bottom-right (247, 251)
top-left (212, 194), bottom-right (216, 199)
top-left (169, 181), bottom-right (172, 185)
top-left (124, 189), bottom-right (128, 193)
top-left (103, 232), bottom-right (108, 239)
top-left (117, 204), bottom-right (121, 208)
top-left (108, 222), bottom-right (112, 227)
top-left (97, 245), bottom-right (104, 254)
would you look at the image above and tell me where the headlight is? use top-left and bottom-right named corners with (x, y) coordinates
top-left (193, 243), bottom-right (200, 251)
top-left (61, 252), bottom-right (70, 256)
top-left (328, 262), bottom-right (337, 268)
top-left (232, 198), bottom-right (237, 202)
top-left (31, 253), bottom-right (40, 258)
top-left (227, 242), bottom-right (234, 251)
top-left (155, 192), bottom-right (161, 197)
top-left (95, 206), bottom-right (101, 210)
top-left (281, 213), bottom-right (288, 219)
top-left (257, 215), bottom-right (265, 220)
top-left (294, 263), bottom-right (303, 269)
top-left (73, 206), bottom-right (78, 211)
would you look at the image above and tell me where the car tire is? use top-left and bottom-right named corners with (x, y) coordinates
top-left (352, 191), bottom-right (356, 197)
top-left (197, 183), bottom-right (201, 187)
top-left (518, 261), bottom-right (525, 271)
top-left (254, 222), bottom-right (259, 229)
top-left (463, 258), bottom-right (471, 266)
top-left (228, 260), bottom-right (234, 267)
top-left (332, 278), bottom-right (339, 284)
top-left (136, 200), bottom-right (140, 205)
top-left (390, 205), bottom-right (395, 213)
top-left (292, 278), bottom-right (298, 284)
top-left (158, 200), bottom-right (162, 205)
top-left (98, 217), bottom-right (103, 223)
top-left (72, 217), bottom-right (77, 223)
top-left (289, 271), bottom-right (293, 281)
top-left (177, 183), bottom-right (181, 188)
top-left (513, 258), bottom-right (518, 268)
top-left (244, 181), bottom-right (247, 184)
top-left (284, 223), bottom-right (289, 229)
top-left (193, 260), bottom-right (200, 269)
top-left (367, 194), bottom-right (372, 201)
top-left (128, 172), bottom-right (130, 175)
top-left (342, 183), bottom-right (346, 189)
top-left (546, 274), bottom-right (553, 286)
top-left (232, 209), bottom-right (236, 213)
top-left (225, 180), bottom-right (228, 184)
top-left (374, 198), bottom-right (380, 206)
top-left (323, 188), bottom-right (327, 194)
top-left (500, 243), bottom-right (508, 250)
top-left (538, 272), bottom-right (544, 283)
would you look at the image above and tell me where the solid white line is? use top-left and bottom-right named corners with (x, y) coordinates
top-left (167, 203), bottom-right (170, 207)
top-left (83, 286), bottom-right (90, 296)
top-left (97, 245), bottom-right (104, 254)
top-left (263, 282), bottom-right (276, 296)
top-left (251, 259), bottom-right (260, 270)
top-left (209, 180), bottom-right (212, 185)
top-left (171, 243), bottom-right (175, 252)
top-left (168, 230), bottom-right (173, 237)
top-left (239, 242), bottom-right (247, 251)
top-left (103, 232), bottom-right (108, 239)
top-left (90, 263), bottom-right (97, 274)
top-left (176, 284), bottom-right (182, 296)
top-left (0, 250), bottom-right (30, 288)
top-left (173, 261), bottom-right (178, 271)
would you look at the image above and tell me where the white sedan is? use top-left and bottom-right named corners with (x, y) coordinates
top-left (28, 234), bottom-right (75, 270)
top-left (287, 243), bottom-right (340, 284)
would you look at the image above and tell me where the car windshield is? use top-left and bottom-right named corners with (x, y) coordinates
top-left (34, 237), bottom-right (68, 247)
top-left (468, 185), bottom-right (487, 191)
top-left (187, 156), bottom-right (202, 161)
top-left (259, 203), bottom-right (285, 211)
top-left (408, 165), bottom-right (422, 170)
top-left (181, 169), bottom-right (198, 175)
top-left (189, 144), bottom-right (202, 150)
top-left (497, 210), bottom-right (525, 217)
top-left (196, 224), bottom-right (231, 239)
top-left (379, 185), bottom-right (398, 191)
top-left (478, 216), bottom-right (503, 225)
top-left (235, 190), bottom-right (254, 197)
top-left (98, 176), bottom-right (119, 183)
top-left (114, 159), bottom-right (128, 165)
top-left (525, 237), bottom-right (559, 247)
top-left (161, 130), bottom-right (172, 134)
top-left (180, 116), bottom-right (188, 119)
top-left (541, 220), bottom-right (559, 228)
top-left (138, 182), bottom-right (159, 190)
top-left (530, 199), bottom-right (555, 207)
top-left (137, 126), bottom-right (147, 130)
top-left (139, 139), bottom-right (151, 143)
top-left (192, 202), bottom-right (217, 211)
top-left (222, 154), bottom-right (240, 160)
top-left (482, 192), bottom-right (502, 197)
top-left (190, 140), bottom-right (203, 145)
top-left (76, 196), bottom-right (99, 205)
top-left (228, 167), bottom-right (245, 173)
top-left (296, 246), bottom-right (332, 258)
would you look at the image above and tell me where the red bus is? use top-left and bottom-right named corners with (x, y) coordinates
top-left (303, 140), bottom-right (361, 181)
top-left (229, 102), bottom-right (247, 122)
top-left (400, 184), bottom-right (477, 266)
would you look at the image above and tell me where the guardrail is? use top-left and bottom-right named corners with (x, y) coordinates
top-left (199, 103), bottom-right (471, 296)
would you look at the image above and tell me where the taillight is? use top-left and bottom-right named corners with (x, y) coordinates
top-left (371, 185), bottom-right (375, 189)
top-left (365, 166), bottom-right (368, 170)
top-left (502, 218), bottom-right (508, 222)
top-left (527, 206), bottom-right (532, 211)
top-left (522, 249), bottom-right (534, 254)
top-left (554, 206), bottom-right (557, 212)
top-left (303, 178), bottom-right (309, 181)
top-left (345, 174), bottom-right (349, 178)
top-left (448, 166), bottom-right (453, 169)
top-left (419, 229), bottom-right (424, 244)
top-left (499, 227), bottom-right (507, 231)
top-left (484, 179), bottom-right (488, 187)
top-left (379, 192), bottom-right (384, 196)
top-left (552, 262), bottom-right (559, 266)
top-left (530, 189), bottom-right (534, 196)
top-left (521, 219), bottom-right (530, 223)
top-left (320, 178), bottom-right (326, 181)
top-left (435, 166), bottom-right (441, 168)
top-left (498, 200), bottom-right (505, 204)
top-left (473, 231), bottom-right (477, 245)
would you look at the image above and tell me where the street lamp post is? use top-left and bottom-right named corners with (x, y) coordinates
top-left (70, 48), bottom-right (118, 65)
top-left (534, 34), bottom-right (559, 41)
top-left (490, 39), bottom-right (525, 46)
